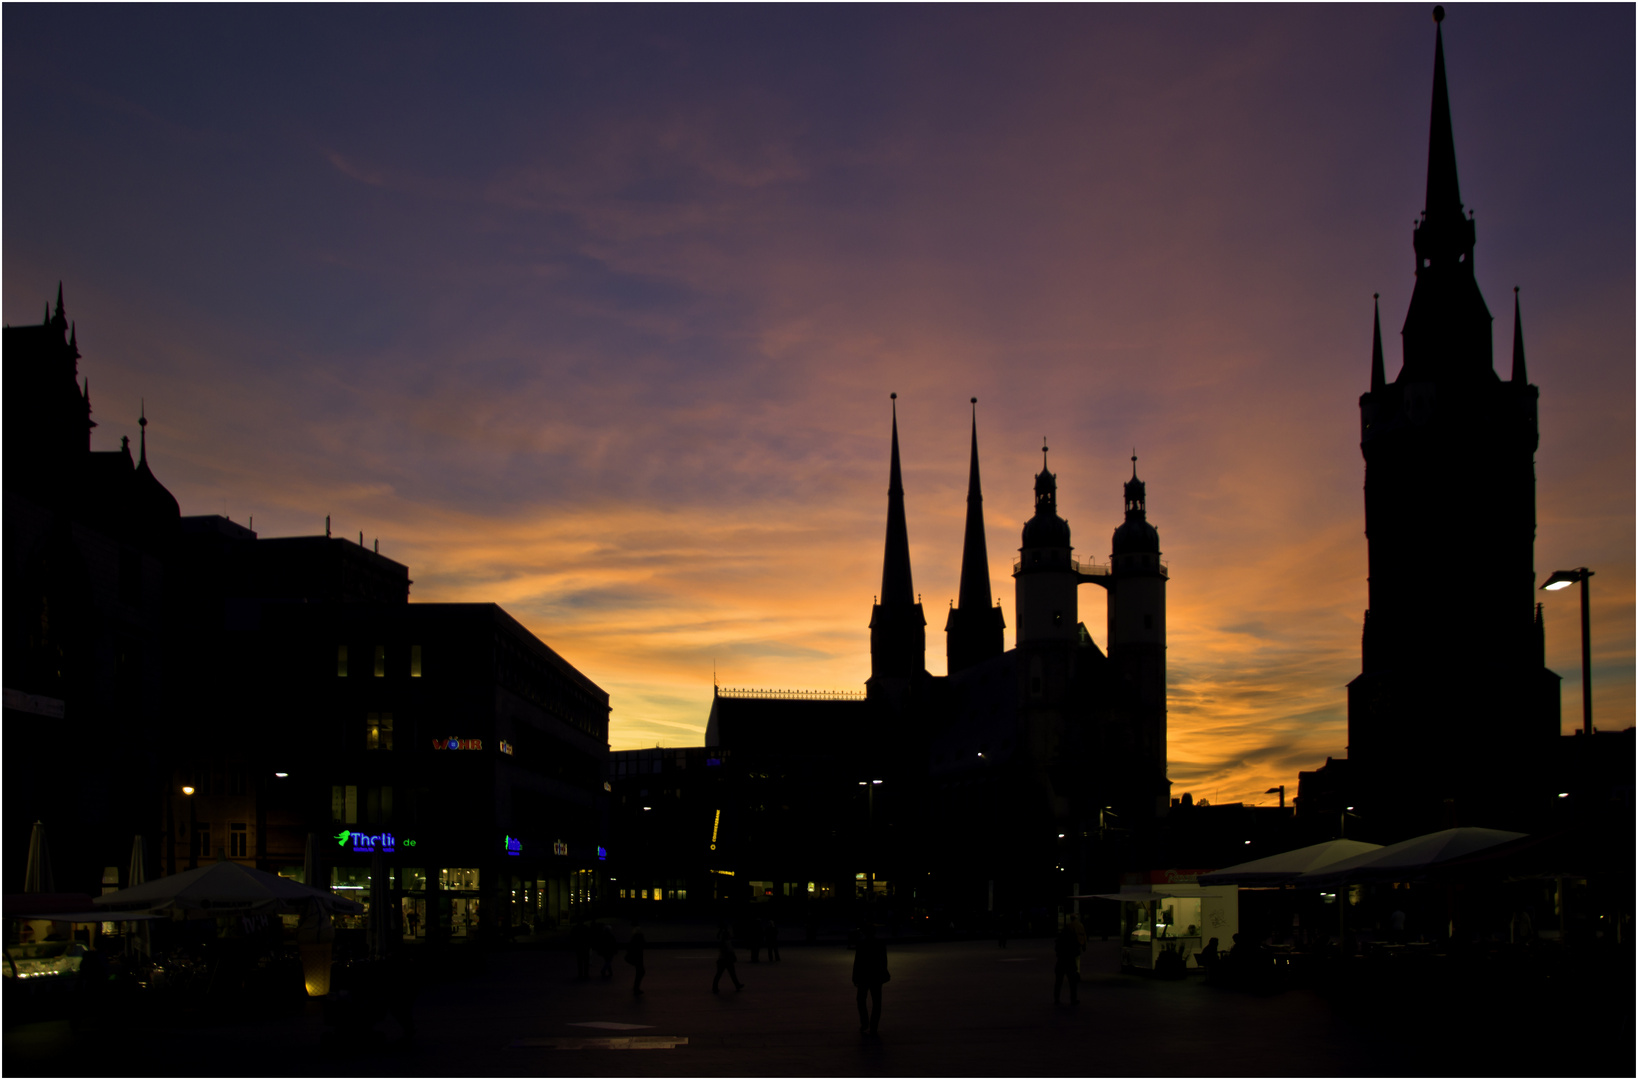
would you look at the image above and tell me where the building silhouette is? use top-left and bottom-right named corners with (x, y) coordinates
top-left (616, 397), bottom-right (1172, 924)
top-left (1331, 11), bottom-right (1561, 838)
top-left (4, 292), bottom-right (611, 937)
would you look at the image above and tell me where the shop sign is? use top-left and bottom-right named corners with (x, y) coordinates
top-left (597, 846), bottom-right (607, 862)
top-left (503, 835), bottom-right (523, 857)
top-left (333, 830), bottom-right (399, 853)
top-left (499, 740), bottom-right (514, 756)
top-left (552, 840), bottom-right (568, 856)
top-left (434, 737), bottom-right (483, 751)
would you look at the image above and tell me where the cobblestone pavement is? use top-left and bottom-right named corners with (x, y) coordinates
top-left (6, 937), bottom-right (1631, 1076)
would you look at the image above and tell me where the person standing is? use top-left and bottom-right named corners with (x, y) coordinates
top-left (764, 917), bottom-right (781, 962)
top-left (626, 925), bottom-right (647, 996)
top-left (852, 923), bottom-right (888, 1036)
top-left (1054, 919), bottom-right (1082, 1004)
top-left (712, 919), bottom-right (744, 992)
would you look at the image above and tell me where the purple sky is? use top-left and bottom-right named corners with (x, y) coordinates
top-left (6, 5), bottom-right (1632, 806)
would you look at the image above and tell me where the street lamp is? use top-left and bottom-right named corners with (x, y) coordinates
top-left (1541, 567), bottom-right (1594, 737)
top-left (1265, 785), bottom-right (1285, 809)
top-left (858, 780), bottom-right (883, 902)
top-left (1339, 806), bottom-right (1359, 840)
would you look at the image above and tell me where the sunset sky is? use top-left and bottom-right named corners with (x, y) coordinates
top-left (5, 6), bottom-right (1631, 807)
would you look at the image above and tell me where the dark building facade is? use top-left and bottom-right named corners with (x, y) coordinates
top-left (4, 289), bottom-right (177, 895)
top-left (4, 289), bottom-right (612, 940)
top-left (1345, 14), bottom-right (1560, 838)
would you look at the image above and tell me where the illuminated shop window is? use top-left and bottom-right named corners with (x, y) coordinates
top-left (374, 645), bottom-right (385, 677)
top-left (440, 867), bottom-right (480, 891)
top-left (367, 713), bottom-right (394, 751)
top-left (229, 823), bottom-right (248, 858)
top-left (337, 645), bottom-right (348, 677)
top-left (411, 645), bottom-right (422, 677)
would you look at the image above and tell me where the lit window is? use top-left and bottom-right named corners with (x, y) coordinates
top-left (411, 645), bottom-right (422, 677)
top-left (229, 823), bottom-right (248, 858)
top-left (337, 646), bottom-right (348, 677)
top-left (374, 645), bottom-right (385, 677)
top-left (367, 713), bottom-right (394, 751)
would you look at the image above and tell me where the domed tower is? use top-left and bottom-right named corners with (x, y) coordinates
top-left (1107, 455), bottom-right (1167, 808)
top-left (1013, 444), bottom-right (1078, 702)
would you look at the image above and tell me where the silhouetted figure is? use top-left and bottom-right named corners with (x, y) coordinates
top-left (406, 907), bottom-right (420, 940)
top-left (571, 920), bottom-right (591, 981)
top-left (592, 922), bottom-right (617, 977)
top-left (626, 925), bottom-right (647, 996)
top-left (764, 917), bottom-right (780, 962)
top-left (1197, 937), bottom-right (1221, 979)
top-left (712, 920), bottom-right (744, 992)
top-left (1053, 921), bottom-right (1081, 1004)
top-left (852, 924), bottom-right (889, 1036)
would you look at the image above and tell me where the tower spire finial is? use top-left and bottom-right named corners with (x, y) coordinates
top-left (138, 400), bottom-right (148, 464)
top-left (880, 393), bottom-right (912, 604)
top-left (52, 282), bottom-right (66, 330)
top-left (1510, 286), bottom-right (1528, 384)
top-left (869, 392), bottom-right (925, 687)
top-left (955, 396), bottom-right (994, 615)
top-left (1424, 7), bottom-right (1463, 223)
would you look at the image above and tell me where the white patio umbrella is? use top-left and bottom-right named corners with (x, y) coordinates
top-left (23, 820), bottom-right (54, 893)
top-left (1295, 827), bottom-right (1527, 887)
top-left (93, 856), bottom-right (364, 918)
top-left (1199, 839), bottom-right (1384, 886)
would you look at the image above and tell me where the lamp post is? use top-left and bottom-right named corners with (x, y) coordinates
top-left (858, 779), bottom-right (882, 904)
top-left (1265, 786), bottom-right (1285, 809)
top-left (1541, 568), bottom-right (1594, 736)
top-left (181, 783), bottom-right (198, 870)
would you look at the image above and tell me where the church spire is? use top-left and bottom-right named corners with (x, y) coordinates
top-left (138, 400), bottom-right (148, 466)
top-left (1371, 293), bottom-right (1386, 391)
top-left (52, 282), bottom-right (67, 331)
top-left (947, 398), bottom-right (1004, 674)
top-left (880, 393), bottom-right (914, 607)
top-left (956, 398), bottom-right (992, 613)
top-left (869, 394), bottom-right (926, 689)
top-left (1510, 287), bottom-right (1528, 384)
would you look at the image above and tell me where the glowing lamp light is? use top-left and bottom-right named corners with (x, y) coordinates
top-left (181, 786), bottom-right (195, 796)
top-left (1558, 792), bottom-right (1570, 799)
top-left (1543, 579), bottom-right (1574, 591)
top-left (274, 772), bottom-right (289, 778)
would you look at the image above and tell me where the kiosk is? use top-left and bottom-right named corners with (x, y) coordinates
top-left (1081, 869), bottom-right (1238, 972)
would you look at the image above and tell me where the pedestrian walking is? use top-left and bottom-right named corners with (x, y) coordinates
top-left (592, 922), bottom-right (617, 977)
top-left (852, 923), bottom-right (888, 1036)
top-left (712, 920), bottom-right (744, 992)
top-left (626, 925), bottom-right (647, 996)
top-left (571, 920), bottom-right (592, 981)
top-left (1053, 919), bottom-right (1082, 1004)
top-left (764, 917), bottom-right (781, 962)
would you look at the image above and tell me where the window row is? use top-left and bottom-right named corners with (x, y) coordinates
top-left (338, 644), bottom-right (423, 678)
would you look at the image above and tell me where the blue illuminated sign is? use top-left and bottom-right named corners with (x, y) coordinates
top-left (504, 835), bottom-right (522, 857)
top-left (597, 846), bottom-right (608, 862)
top-left (334, 830), bottom-right (397, 853)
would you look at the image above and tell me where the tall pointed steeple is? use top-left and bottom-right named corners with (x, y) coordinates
top-left (946, 398), bottom-right (1004, 674)
top-left (1370, 294), bottom-right (1386, 392)
top-left (52, 282), bottom-right (67, 331)
top-left (1402, 6), bottom-right (1492, 384)
top-left (1424, 7), bottom-right (1462, 223)
top-left (869, 394), bottom-right (925, 690)
top-left (1510, 287), bottom-right (1528, 384)
top-left (880, 394), bottom-right (914, 607)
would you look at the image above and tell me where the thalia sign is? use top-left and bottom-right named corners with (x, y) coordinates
top-left (334, 830), bottom-right (398, 853)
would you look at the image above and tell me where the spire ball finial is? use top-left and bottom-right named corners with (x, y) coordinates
top-left (970, 397), bottom-right (977, 405)
top-left (1374, 292), bottom-right (1380, 301)
top-left (890, 392), bottom-right (897, 400)
top-left (1433, 5), bottom-right (1444, 23)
